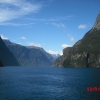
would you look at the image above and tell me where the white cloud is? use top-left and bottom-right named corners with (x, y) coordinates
top-left (52, 23), bottom-right (66, 28)
top-left (27, 42), bottom-right (42, 47)
top-left (0, 22), bottom-right (34, 26)
top-left (67, 34), bottom-right (75, 42)
top-left (28, 16), bottom-right (73, 22)
top-left (0, 0), bottom-right (42, 23)
top-left (78, 24), bottom-right (87, 29)
top-left (0, 34), bottom-right (8, 39)
top-left (28, 18), bottom-right (59, 22)
top-left (61, 44), bottom-right (72, 48)
top-left (47, 50), bottom-right (62, 55)
top-left (18, 43), bottom-right (21, 45)
top-left (21, 37), bottom-right (26, 40)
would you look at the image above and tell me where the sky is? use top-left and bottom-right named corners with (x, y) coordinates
top-left (0, 0), bottom-right (100, 55)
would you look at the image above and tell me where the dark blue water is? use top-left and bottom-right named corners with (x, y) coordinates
top-left (0, 67), bottom-right (100, 100)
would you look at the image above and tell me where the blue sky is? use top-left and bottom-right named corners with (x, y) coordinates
top-left (0, 0), bottom-right (100, 55)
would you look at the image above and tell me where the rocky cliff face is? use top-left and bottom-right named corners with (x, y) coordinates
top-left (53, 12), bottom-right (100, 68)
top-left (93, 12), bottom-right (100, 30)
top-left (52, 56), bottom-right (63, 67)
top-left (0, 37), bottom-right (20, 66)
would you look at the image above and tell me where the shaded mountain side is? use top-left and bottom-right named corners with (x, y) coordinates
top-left (4, 42), bottom-right (52, 67)
top-left (0, 37), bottom-right (20, 66)
top-left (53, 12), bottom-right (100, 68)
top-left (26, 46), bottom-right (54, 62)
top-left (52, 56), bottom-right (63, 67)
top-left (3, 39), bottom-right (12, 45)
top-left (0, 60), bottom-right (3, 67)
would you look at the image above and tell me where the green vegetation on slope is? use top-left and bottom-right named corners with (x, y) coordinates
top-left (63, 29), bottom-right (100, 68)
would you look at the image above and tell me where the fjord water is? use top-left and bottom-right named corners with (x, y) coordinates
top-left (0, 67), bottom-right (100, 100)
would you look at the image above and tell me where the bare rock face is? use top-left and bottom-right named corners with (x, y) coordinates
top-left (93, 12), bottom-right (100, 30)
top-left (63, 47), bottom-right (72, 59)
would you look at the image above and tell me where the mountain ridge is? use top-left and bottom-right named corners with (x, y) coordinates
top-left (53, 12), bottom-right (100, 68)
top-left (3, 39), bottom-right (54, 66)
top-left (0, 37), bottom-right (20, 66)
top-left (93, 12), bottom-right (100, 30)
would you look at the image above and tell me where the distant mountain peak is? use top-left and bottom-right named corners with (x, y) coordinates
top-left (93, 12), bottom-right (100, 30)
top-left (50, 54), bottom-right (61, 60)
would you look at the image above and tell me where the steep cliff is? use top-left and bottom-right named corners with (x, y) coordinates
top-left (0, 37), bottom-right (20, 66)
top-left (52, 56), bottom-right (63, 67)
top-left (63, 29), bottom-right (100, 68)
top-left (53, 12), bottom-right (100, 68)
top-left (93, 12), bottom-right (100, 30)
